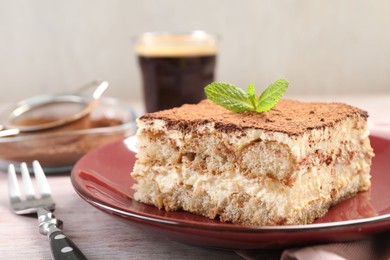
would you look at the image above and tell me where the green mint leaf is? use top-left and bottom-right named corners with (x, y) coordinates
top-left (204, 82), bottom-right (254, 112)
top-left (204, 79), bottom-right (288, 113)
top-left (256, 79), bottom-right (289, 112)
top-left (246, 83), bottom-right (257, 108)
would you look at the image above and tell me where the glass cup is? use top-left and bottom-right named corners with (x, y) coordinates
top-left (134, 31), bottom-right (218, 113)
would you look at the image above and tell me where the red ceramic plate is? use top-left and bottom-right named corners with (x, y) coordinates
top-left (71, 134), bottom-right (390, 249)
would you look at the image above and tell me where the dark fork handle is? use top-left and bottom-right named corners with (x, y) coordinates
top-left (49, 229), bottom-right (87, 260)
top-left (38, 208), bottom-right (87, 259)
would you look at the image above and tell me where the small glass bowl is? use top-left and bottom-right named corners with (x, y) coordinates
top-left (0, 97), bottom-right (137, 173)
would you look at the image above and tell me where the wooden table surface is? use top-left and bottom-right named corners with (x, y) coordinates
top-left (0, 170), bottom-right (244, 259)
top-left (0, 95), bottom-right (389, 260)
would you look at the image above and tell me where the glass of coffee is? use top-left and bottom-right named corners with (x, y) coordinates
top-left (134, 31), bottom-right (218, 113)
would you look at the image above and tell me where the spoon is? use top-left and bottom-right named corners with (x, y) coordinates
top-left (0, 80), bottom-right (109, 137)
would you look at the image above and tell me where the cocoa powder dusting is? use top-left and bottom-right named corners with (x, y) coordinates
top-left (140, 99), bottom-right (368, 135)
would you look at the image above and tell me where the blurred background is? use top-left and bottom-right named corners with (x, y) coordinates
top-left (1, 0), bottom-right (389, 103)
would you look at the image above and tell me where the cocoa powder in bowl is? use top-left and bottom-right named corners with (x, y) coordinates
top-left (0, 98), bottom-right (136, 173)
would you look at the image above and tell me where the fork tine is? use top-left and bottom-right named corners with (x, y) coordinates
top-left (20, 162), bottom-right (36, 200)
top-left (32, 160), bottom-right (52, 197)
top-left (7, 164), bottom-right (21, 203)
top-left (7, 163), bottom-right (86, 258)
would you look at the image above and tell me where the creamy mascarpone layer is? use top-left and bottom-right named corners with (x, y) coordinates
top-left (134, 156), bottom-right (371, 221)
top-left (137, 115), bottom-right (369, 158)
top-left (132, 107), bottom-right (374, 225)
top-left (135, 115), bottom-right (372, 181)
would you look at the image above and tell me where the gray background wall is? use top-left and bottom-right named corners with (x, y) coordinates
top-left (1, 0), bottom-right (389, 103)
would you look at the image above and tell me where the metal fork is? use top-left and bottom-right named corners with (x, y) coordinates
top-left (8, 160), bottom-right (87, 260)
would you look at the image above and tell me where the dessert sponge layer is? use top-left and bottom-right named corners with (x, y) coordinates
top-left (131, 100), bottom-right (374, 226)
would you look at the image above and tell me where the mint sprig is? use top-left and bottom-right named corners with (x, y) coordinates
top-left (204, 79), bottom-right (289, 113)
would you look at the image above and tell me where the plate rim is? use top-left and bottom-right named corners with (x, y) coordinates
top-left (71, 134), bottom-right (390, 234)
top-left (76, 190), bottom-right (390, 233)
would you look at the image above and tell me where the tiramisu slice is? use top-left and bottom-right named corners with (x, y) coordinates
top-left (131, 99), bottom-right (374, 226)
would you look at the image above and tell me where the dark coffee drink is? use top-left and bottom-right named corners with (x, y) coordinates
top-left (135, 32), bottom-right (218, 112)
top-left (138, 55), bottom-right (216, 112)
